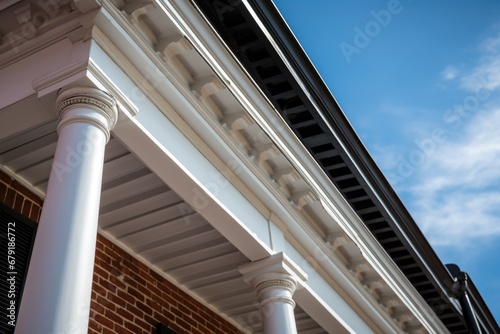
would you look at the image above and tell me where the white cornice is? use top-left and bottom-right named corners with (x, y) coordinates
top-left (165, 1), bottom-right (449, 333)
top-left (90, 0), bottom-right (447, 332)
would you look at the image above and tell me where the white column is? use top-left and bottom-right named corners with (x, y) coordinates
top-left (16, 87), bottom-right (117, 333)
top-left (240, 253), bottom-right (307, 334)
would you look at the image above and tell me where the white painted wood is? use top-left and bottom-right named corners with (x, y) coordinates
top-left (0, 95), bottom-right (56, 142)
top-left (156, 241), bottom-right (237, 271)
top-left (101, 151), bottom-right (145, 178)
top-left (100, 172), bottom-right (160, 206)
top-left (99, 189), bottom-right (181, 225)
top-left (240, 253), bottom-right (305, 334)
top-left (121, 213), bottom-right (207, 247)
top-left (104, 201), bottom-right (193, 236)
top-left (171, 251), bottom-right (246, 280)
top-left (0, 39), bottom-right (91, 109)
top-left (140, 228), bottom-right (221, 260)
top-left (16, 87), bottom-right (118, 333)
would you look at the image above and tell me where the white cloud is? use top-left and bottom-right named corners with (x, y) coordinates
top-left (461, 34), bottom-right (500, 92)
top-left (414, 109), bottom-right (500, 192)
top-left (479, 32), bottom-right (500, 53)
top-left (398, 29), bottom-right (500, 252)
top-left (441, 65), bottom-right (460, 80)
top-left (407, 108), bottom-right (500, 250)
top-left (461, 57), bottom-right (500, 92)
top-left (413, 191), bottom-right (500, 248)
top-left (371, 143), bottom-right (401, 171)
top-left (372, 27), bottom-right (500, 254)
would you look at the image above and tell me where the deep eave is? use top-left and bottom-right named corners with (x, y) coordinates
top-left (189, 0), bottom-right (500, 333)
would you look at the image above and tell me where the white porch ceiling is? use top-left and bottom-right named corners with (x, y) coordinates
top-left (0, 115), bottom-right (327, 334)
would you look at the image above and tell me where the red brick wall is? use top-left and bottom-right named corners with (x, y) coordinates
top-left (90, 234), bottom-right (244, 334)
top-left (0, 170), bottom-right (43, 222)
top-left (0, 170), bottom-right (243, 334)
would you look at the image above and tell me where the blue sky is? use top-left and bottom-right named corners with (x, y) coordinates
top-left (274, 0), bottom-right (500, 324)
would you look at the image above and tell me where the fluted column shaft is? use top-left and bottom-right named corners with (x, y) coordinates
top-left (16, 87), bottom-right (117, 333)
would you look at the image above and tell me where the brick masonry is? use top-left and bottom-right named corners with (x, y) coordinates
top-left (0, 170), bottom-right (43, 222)
top-left (0, 169), bottom-right (244, 334)
top-left (90, 234), bottom-right (244, 334)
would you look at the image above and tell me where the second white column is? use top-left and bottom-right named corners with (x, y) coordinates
top-left (254, 273), bottom-right (298, 334)
top-left (240, 252), bottom-right (307, 334)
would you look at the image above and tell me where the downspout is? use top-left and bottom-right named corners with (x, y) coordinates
top-left (446, 264), bottom-right (482, 334)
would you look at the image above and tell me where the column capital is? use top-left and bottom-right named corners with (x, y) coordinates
top-left (239, 252), bottom-right (308, 290)
top-left (253, 273), bottom-right (298, 309)
top-left (240, 253), bottom-right (307, 334)
top-left (254, 275), bottom-right (297, 296)
top-left (56, 87), bottom-right (118, 142)
top-left (239, 253), bottom-right (308, 307)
